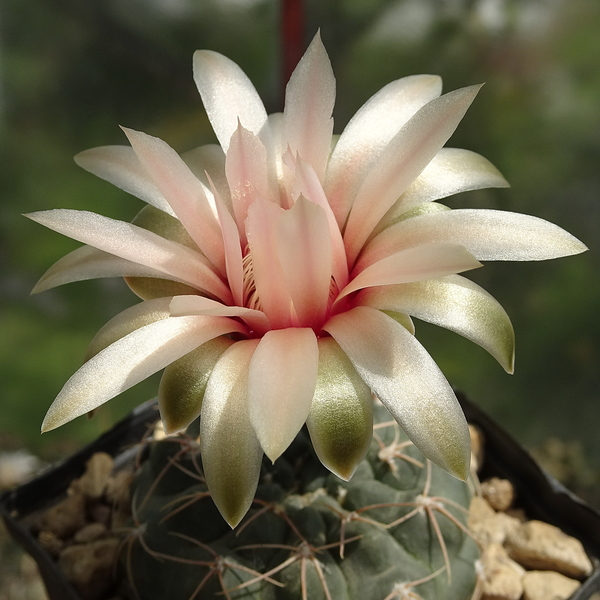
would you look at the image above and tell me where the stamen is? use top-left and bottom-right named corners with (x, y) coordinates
top-left (242, 246), bottom-right (262, 311)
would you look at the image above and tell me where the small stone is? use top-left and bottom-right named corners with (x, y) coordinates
top-left (74, 522), bottom-right (107, 544)
top-left (505, 520), bottom-right (593, 579)
top-left (25, 492), bottom-right (87, 539)
top-left (482, 477), bottom-right (515, 511)
top-left (105, 469), bottom-right (134, 507)
top-left (58, 538), bottom-right (120, 600)
top-left (468, 496), bottom-right (520, 546)
top-left (38, 530), bottom-right (65, 557)
top-left (522, 571), bottom-right (581, 600)
top-left (479, 543), bottom-right (525, 600)
top-left (72, 453), bottom-right (114, 500)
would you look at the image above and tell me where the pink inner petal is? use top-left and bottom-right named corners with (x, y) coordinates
top-left (278, 196), bottom-right (333, 328)
top-left (292, 157), bottom-right (349, 290)
top-left (225, 123), bottom-right (272, 241)
top-left (245, 200), bottom-right (293, 329)
top-left (207, 174), bottom-right (245, 307)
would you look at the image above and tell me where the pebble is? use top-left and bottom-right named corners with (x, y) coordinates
top-left (479, 543), bottom-right (525, 600)
top-left (26, 492), bottom-right (87, 539)
top-left (74, 522), bottom-right (108, 544)
top-left (468, 497), bottom-right (520, 546)
top-left (505, 520), bottom-right (593, 579)
top-left (482, 477), bottom-right (515, 511)
top-left (37, 530), bottom-right (64, 557)
top-left (105, 469), bottom-right (134, 507)
top-left (58, 537), bottom-right (120, 600)
top-left (522, 570), bottom-right (581, 600)
top-left (72, 453), bottom-right (114, 500)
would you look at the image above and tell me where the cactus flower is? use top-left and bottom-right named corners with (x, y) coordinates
top-left (27, 33), bottom-right (586, 527)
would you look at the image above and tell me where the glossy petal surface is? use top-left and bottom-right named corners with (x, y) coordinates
top-left (248, 328), bottom-right (319, 461)
top-left (201, 339), bottom-right (262, 527)
top-left (358, 275), bottom-right (515, 372)
top-left (42, 315), bottom-right (244, 432)
top-left (325, 307), bottom-right (471, 480)
top-left (159, 336), bottom-right (234, 434)
top-left (307, 338), bottom-right (373, 480)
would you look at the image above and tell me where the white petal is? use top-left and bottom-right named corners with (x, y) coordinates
top-left (358, 209), bottom-right (588, 271)
top-left (324, 306), bottom-right (471, 480)
top-left (123, 128), bottom-right (226, 275)
top-left (170, 295), bottom-right (269, 335)
top-left (247, 328), bottom-right (318, 462)
top-left (74, 146), bottom-right (175, 216)
top-left (357, 275), bottom-right (515, 373)
top-left (325, 74), bottom-right (442, 227)
top-left (337, 242), bottom-right (482, 302)
top-left (344, 85), bottom-right (482, 266)
top-left (86, 297), bottom-right (172, 360)
top-left (25, 209), bottom-right (232, 303)
top-left (181, 144), bottom-right (231, 211)
top-left (376, 148), bottom-right (510, 233)
top-left (193, 50), bottom-right (268, 151)
top-left (42, 314), bottom-right (244, 432)
top-left (283, 32), bottom-right (335, 181)
top-left (31, 245), bottom-right (165, 293)
top-left (201, 339), bottom-right (263, 528)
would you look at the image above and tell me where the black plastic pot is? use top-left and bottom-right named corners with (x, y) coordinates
top-left (2, 395), bottom-right (599, 600)
top-left (0, 400), bottom-right (160, 600)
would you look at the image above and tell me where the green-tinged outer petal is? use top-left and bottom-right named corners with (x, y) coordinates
top-left (358, 276), bottom-right (515, 373)
top-left (307, 337), bottom-right (373, 480)
top-left (324, 306), bottom-right (471, 481)
top-left (381, 311), bottom-right (415, 334)
top-left (158, 336), bottom-right (234, 435)
top-left (42, 315), bottom-right (244, 433)
top-left (85, 297), bottom-right (172, 360)
top-left (201, 339), bottom-right (262, 528)
top-left (247, 328), bottom-right (319, 462)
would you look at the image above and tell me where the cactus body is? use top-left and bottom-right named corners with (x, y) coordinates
top-left (122, 403), bottom-right (478, 600)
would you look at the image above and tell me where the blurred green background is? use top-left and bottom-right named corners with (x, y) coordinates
top-left (1, 0), bottom-right (598, 483)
